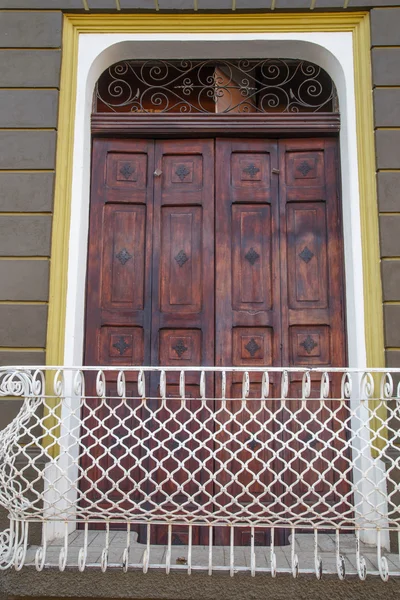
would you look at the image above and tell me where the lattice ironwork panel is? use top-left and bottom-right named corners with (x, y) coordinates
top-left (0, 366), bottom-right (398, 578)
top-left (95, 59), bottom-right (338, 114)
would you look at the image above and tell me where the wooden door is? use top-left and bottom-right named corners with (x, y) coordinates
top-left (147, 139), bottom-right (215, 545)
top-left (83, 135), bottom-right (347, 544)
top-left (83, 138), bottom-right (214, 543)
top-left (215, 138), bottom-right (347, 543)
top-left (214, 139), bottom-right (286, 545)
top-left (278, 138), bottom-right (348, 522)
top-left (82, 139), bottom-right (155, 520)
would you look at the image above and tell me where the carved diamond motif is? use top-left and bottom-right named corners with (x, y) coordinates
top-left (298, 246), bottom-right (314, 264)
top-left (247, 437), bottom-right (260, 450)
top-left (245, 247), bottom-right (260, 266)
top-left (243, 163), bottom-right (260, 177)
top-left (172, 339), bottom-right (188, 358)
top-left (300, 335), bottom-right (318, 354)
top-left (245, 338), bottom-right (261, 357)
top-left (113, 336), bottom-right (130, 356)
top-left (175, 164), bottom-right (191, 181)
top-left (297, 161), bottom-right (312, 177)
top-left (116, 248), bottom-right (133, 265)
top-left (119, 163), bottom-right (135, 179)
top-left (174, 250), bottom-right (189, 267)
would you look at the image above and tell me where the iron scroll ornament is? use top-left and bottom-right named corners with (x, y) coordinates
top-left (95, 59), bottom-right (338, 115)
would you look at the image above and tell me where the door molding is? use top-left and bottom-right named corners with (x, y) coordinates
top-left (91, 113), bottom-right (341, 136)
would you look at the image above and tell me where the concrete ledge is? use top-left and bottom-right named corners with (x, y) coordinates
top-left (1, 568), bottom-right (400, 600)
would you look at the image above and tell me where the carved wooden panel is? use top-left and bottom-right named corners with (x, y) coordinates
top-left (159, 329), bottom-right (201, 366)
top-left (160, 207), bottom-right (202, 314)
top-left (285, 150), bottom-right (324, 188)
top-left (98, 326), bottom-right (144, 366)
top-left (232, 327), bottom-right (273, 367)
top-left (290, 325), bottom-right (330, 366)
top-left (231, 152), bottom-right (271, 198)
top-left (215, 139), bottom-right (280, 426)
top-left (101, 205), bottom-right (145, 311)
top-left (161, 154), bottom-right (203, 202)
top-left (151, 140), bottom-right (214, 391)
top-left (232, 205), bottom-right (272, 310)
top-left (279, 139), bottom-right (346, 373)
top-left (106, 152), bottom-right (148, 198)
top-left (286, 203), bottom-right (328, 309)
top-left (85, 139), bottom-right (154, 372)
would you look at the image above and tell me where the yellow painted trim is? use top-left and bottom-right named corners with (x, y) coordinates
top-left (46, 15), bottom-right (77, 369)
top-left (46, 11), bottom-right (385, 448)
top-left (66, 12), bottom-right (367, 33)
top-left (44, 16), bottom-right (78, 453)
top-left (352, 14), bottom-right (385, 453)
top-left (352, 14), bottom-right (385, 372)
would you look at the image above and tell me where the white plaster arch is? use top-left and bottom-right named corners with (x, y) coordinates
top-left (65, 32), bottom-right (364, 372)
top-left (54, 32), bottom-right (391, 549)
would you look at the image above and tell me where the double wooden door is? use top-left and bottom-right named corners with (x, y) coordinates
top-left (84, 136), bottom-right (347, 545)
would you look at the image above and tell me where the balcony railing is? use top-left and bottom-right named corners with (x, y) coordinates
top-left (0, 366), bottom-right (400, 580)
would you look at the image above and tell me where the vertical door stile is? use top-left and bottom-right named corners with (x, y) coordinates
top-left (215, 138), bottom-right (283, 546)
top-left (149, 139), bottom-right (215, 545)
top-left (278, 138), bottom-right (348, 521)
top-left (82, 138), bottom-right (155, 527)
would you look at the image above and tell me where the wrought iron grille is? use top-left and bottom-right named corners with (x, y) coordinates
top-left (0, 366), bottom-right (399, 578)
top-left (95, 59), bottom-right (338, 114)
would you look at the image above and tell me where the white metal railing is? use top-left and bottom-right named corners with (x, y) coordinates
top-left (0, 366), bottom-right (400, 579)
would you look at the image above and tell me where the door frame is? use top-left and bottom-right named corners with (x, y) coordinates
top-left (82, 133), bottom-right (347, 549)
top-left (91, 113), bottom-right (340, 137)
top-left (43, 22), bottom-right (388, 547)
top-left (55, 28), bottom-right (377, 377)
top-left (86, 129), bottom-right (345, 363)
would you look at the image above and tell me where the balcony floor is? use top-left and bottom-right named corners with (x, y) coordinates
top-left (22, 531), bottom-right (400, 577)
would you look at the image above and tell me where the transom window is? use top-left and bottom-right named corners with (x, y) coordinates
top-left (94, 59), bottom-right (338, 115)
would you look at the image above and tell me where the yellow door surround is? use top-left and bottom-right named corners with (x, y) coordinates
top-left (47, 12), bottom-right (383, 375)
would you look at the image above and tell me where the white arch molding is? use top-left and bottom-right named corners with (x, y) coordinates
top-left (55, 33), bottom-right (387, 547)
top-left (65, 33), bottom-right (365, 372)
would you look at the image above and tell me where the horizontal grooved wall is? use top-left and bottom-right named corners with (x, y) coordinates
top-left (0, 11), bottom-right (62, 372)
top-left (0, 5), bottom-right (399, 371)
top-left (371, 8), bottom-right (400, 367)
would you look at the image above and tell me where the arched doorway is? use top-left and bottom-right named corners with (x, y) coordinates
top-left (81, 58), bottom-right (348, 547)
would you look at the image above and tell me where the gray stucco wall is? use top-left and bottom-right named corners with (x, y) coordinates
top-left (0, 11), bottom-right (61, 375)
top-left (372, 9), bottom-right (400, 367)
